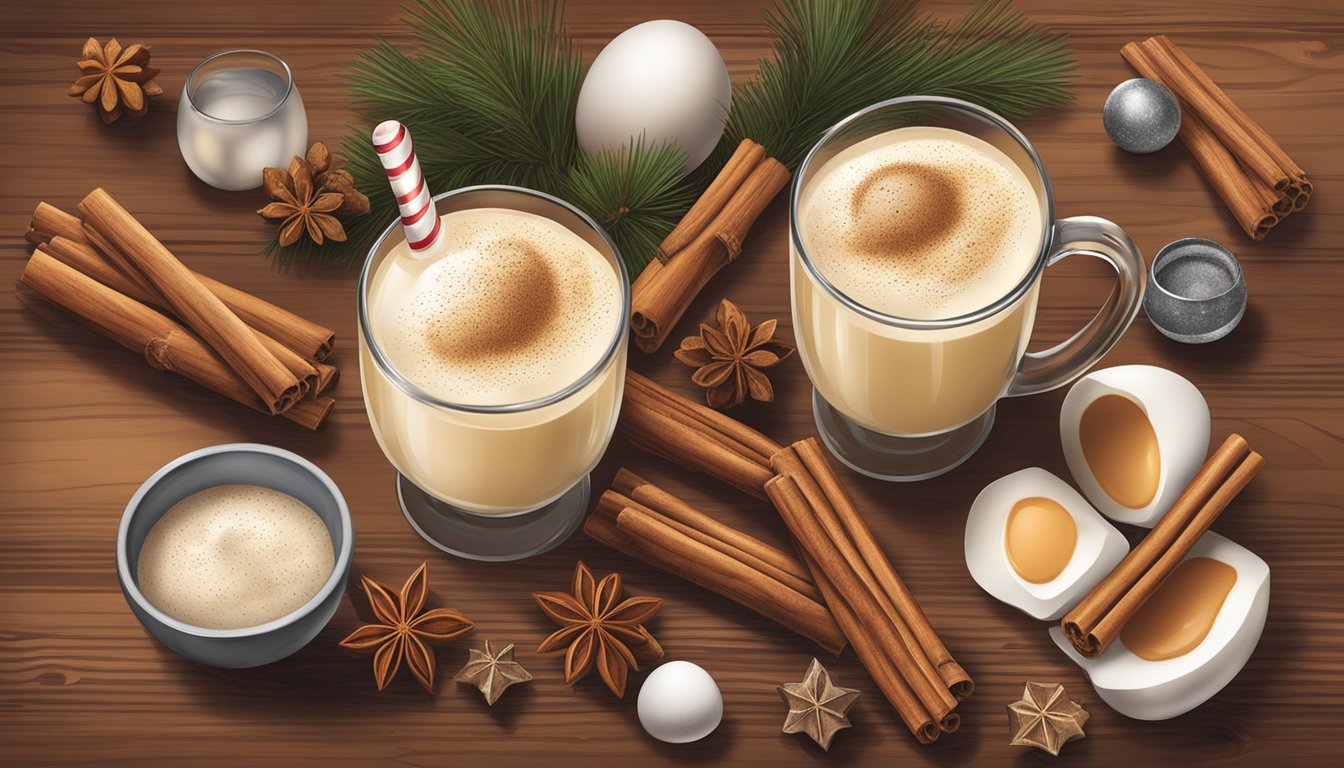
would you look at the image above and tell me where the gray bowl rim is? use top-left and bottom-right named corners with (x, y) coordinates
top-left (1148, 236), bottom-right (1245, 304)
top-left (116, 443), bottom-right (353, 639)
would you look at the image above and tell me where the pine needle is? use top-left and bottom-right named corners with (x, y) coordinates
top-left (264, 0), bottom-right (1076, 271)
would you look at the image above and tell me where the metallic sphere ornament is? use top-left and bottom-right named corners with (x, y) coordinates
top-left (1103, 78), bottom-right (1182, 153)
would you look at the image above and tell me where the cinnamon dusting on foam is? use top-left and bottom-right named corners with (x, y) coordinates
top-left (369, 207), bottom-right (620, 406)
top-left (801, 126), bottom-right (1041, 320)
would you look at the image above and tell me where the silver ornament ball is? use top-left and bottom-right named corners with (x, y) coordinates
top-left (1103, 78), bottom-right (1182, 154)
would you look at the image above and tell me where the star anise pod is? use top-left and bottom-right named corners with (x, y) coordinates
top-left (675, 298), bottom-right (795, 410)
top-left (338, 562), bottom-right (474, 693)
top-left (454, 641), bottom-right (533, 705)
top-left (68, 37), bottom-right (163, 124)
top-left (258, 156), bottom-right (348, 247)
top-left (778, 658), bottom-right (861, 751)
top-left (1007, 682), bottom-right (1089, 756)
top-left (533, 561), bottom-right (663, 697)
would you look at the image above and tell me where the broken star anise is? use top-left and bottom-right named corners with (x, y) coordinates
top-left (533, 561), bottom-right (663, 697)
top-left (302, 141), bottom-right (371, 219)
top-left (675, 298), bottom-right (795, 410)
top-left (68, 37), bottom-right (163, 124)
top-left (338, 562), bottom-right (474, 693)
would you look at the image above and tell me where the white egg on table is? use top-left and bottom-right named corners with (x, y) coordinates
top-left (1061, 365), bottom-right (1211, 527)
top-left (575, 20), bottom-right (731, 174)
top-left (637, 660), bottom-right (723, 743)
top-left (965, 467), bottom-right (1130, 621)
top-left (1050, 532), bottom-right (1269, 720)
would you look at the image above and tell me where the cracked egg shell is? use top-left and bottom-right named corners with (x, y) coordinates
top-left (1049, 532), bottom-right (1269, 721)
top-left (1061, 365), bottom-right (1210, 527)
top-left (965, 467), bottom-right (1130, 621)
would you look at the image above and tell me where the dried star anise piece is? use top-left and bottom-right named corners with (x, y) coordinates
top-left (675, 298), bottom-right (795, 410)
top-left (68, 37), bottom-right (163, 124)
top-left (258, 157), bottom-right (347, 247)
top-left (533, 561), bottom-right (663, 697)
top-left (454, 641), bottom-right (533, 705)
top-left (1007, 682), bottom-right (1089, 756)
top-left (779, 658), bottom-right (861, 751)
top-left (258, 142), bottom-right (370, 246)
top-left (303, 142), bottom-right (370, 218)
top-left (338, 562), bottom-right (474, 693)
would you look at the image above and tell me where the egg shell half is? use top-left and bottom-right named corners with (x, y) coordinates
top-left (965, 467), bottom-right (1130, 621)
top-left (575, 20), bottom-right (731, 174)
top-left (1049, 531), bottom-right (1269, 721)
top-left (636, 660), bottom-right (724, 743)
top-left (1061, 365), bottom-right (1211, 527)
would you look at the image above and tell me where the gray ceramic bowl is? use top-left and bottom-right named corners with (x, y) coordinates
top-left (116, 443), bottom-right (353, 668)
top-left (1144, 237), bottom-right (1247, 344)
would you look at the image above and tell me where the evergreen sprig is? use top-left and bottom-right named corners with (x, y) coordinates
top-left (263, 0), bottom-right (1075, 272)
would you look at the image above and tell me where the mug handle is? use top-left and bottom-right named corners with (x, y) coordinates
top-left (1006, 216), bottom-right (1145, 398)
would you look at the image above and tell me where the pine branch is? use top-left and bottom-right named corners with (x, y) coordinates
top-left (265, 0), bottom-right (1076, 271)
top-left (564, 137), bottom-right (698, 278)
top-left (714, 0), bottom-right (1077, 172)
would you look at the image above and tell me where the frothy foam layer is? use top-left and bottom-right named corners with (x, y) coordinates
top-left (801, 126), bottom-right (1043, 320)
top-left (136, 485), bottom-right (334, 630)
top-left (369, 208), bottom-right (621, 405)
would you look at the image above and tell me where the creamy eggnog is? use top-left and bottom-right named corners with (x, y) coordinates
top-left (792, 126), bottom-right (1045, 435)
top-left (360, 206), bottom-right (626, 514)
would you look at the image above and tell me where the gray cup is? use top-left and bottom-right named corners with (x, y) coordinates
top-left (116, 444), bottom-right (353, 668)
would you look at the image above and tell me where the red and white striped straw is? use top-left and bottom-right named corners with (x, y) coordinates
top-left (371, 120), bottom-right (443, 254)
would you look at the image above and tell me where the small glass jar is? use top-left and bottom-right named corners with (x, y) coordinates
top-left (177, 50), bottom-right (307, 191)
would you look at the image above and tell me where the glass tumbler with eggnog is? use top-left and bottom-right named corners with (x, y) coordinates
top-left (359, 186), bottom-right (629, 560)
top-left (791, 97), bottom-right (1145, 481)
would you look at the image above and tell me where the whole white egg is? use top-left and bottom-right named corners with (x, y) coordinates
top-left (636, 660), bottom-right (723, 743)
top-left (576, 20), bottom-right (731, 174)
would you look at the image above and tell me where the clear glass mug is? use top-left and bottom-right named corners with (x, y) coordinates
top-left (177, 50), bottom-right (307, 191)
top-left (790, 97), bottom-right (1145, 481)
top-left (358, 187), bottom-right (630, 560)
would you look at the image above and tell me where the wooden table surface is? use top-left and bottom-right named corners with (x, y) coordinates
top-left (3, 0), bottom-right (1342, 765)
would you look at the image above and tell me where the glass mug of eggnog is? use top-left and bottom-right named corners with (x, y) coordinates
top-left (791, 96), bottom-right (1144, 481)
top-left (359, 186), bottom-right (629, 560)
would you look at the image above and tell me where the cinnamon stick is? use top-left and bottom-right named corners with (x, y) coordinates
top-left (612, 468), bottom-right (811, 590)
top-left (631, 140), bottom-right (790, 353)
top-left (79, 189), bottom-right (301, 414)
top-left (1151, 35), bottom-right (1309, 198)
top-left (42, 236), bottom-right (320, 399)
top-left (788, 439), bottom-right (972, 700)
top-left (619, 371), bottom-right (779, 497)
top-left (28, 202), bottom-right (87, 246)
top-left (766, 474), bottom-right (949, 742)
top-left (19, 251), bottom-right (331, 429)
top-left (1062, 434), bottom-right (1264, 658)
top-left (30, 202), bottom-right (335, 361)
top-left (1121, 37), bottom-right (1308, 239)
top-left (656, 140), bottom-right (766, 262)
top-left (584, 479), bottom-right (845, 655)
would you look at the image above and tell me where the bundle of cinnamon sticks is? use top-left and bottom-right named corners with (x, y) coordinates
top-left (1063, 433), bottom-right (1264, 658)
top-left (605, 372), bottom-right (971, 743)
top-left (586, 469), bottom-right (847, 655)
top-left (630, 140), bottom-right (791, 353)
top-left (19, 191), bottom-right (338, 429)
top-left (1121, 36), bottom-right (1309, 239)
top-left (768, 439), bottom-right (972, 743)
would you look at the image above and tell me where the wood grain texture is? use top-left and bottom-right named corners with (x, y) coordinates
top-left (1, 1), bottom-right (1341, 765)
